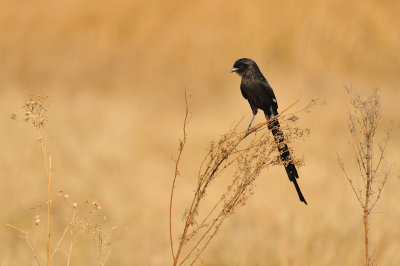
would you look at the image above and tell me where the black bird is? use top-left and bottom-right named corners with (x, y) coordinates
top-left (230, 58), bottom-right (307, 205)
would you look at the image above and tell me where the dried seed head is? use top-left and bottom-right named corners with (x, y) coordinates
top-left (23, 95), bottom-right (49, 128)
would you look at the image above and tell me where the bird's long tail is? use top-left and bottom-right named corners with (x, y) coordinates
top-left (268, 118), bottom-right (307, 205)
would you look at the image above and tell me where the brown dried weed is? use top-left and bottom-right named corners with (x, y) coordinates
top-left (170, 91), bottom-right (316, 265)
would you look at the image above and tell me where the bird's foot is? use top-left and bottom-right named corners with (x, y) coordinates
top-left (244, 127), bottom-right (252, 138)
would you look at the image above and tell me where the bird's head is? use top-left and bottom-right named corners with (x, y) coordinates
top-left (230, 58), bottom-right (259, 76)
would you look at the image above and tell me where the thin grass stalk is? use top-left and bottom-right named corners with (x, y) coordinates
top-left (170, 90), bottom-right (189, 263)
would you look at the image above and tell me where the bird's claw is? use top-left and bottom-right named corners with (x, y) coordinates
top-left (244, 127), bottom-right (252, 138)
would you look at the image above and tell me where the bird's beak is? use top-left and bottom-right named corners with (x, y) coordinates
top-left (230, 67), bottom-right (239, 73)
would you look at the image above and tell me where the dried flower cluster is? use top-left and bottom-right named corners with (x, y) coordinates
top-left (22, 95), bottom-right (50, 128)
top-left (170, 93), bottom-right (316, 265)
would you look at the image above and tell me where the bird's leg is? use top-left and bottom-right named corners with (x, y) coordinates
top-left (247, 114), bottom-right (256, 131)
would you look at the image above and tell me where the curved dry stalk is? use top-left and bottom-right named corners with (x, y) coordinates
top-left (170, 89), bottom-right (190, 261)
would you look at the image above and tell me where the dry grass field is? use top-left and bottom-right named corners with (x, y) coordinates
top-left (1, 0), bottom-right (400, 265)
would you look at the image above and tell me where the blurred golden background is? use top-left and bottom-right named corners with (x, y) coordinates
top-left (1, 0), bottom-right (399, 265)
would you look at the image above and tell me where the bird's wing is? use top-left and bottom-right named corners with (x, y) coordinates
top-left (261, 80), bottom-right (278, 114)
top-left (240, 84), bottom-right (248, 100)
top-left (247, 80), bottom-right (278, 116)
top-left (241, 82), bottom-right (258, 115)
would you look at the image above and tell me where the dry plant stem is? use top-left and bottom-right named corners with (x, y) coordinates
top-left (176, 135), bottom-right (241, 265)
top-left (170, 90), bottom-right (190, 262)
top-left (101, 225), bottom-right (118, 266)
top-left (67, 237), bottom-right (73, 266)
top-left (97, 229), bottom-right (103, 265)
top-left (338, 89), bottom-right (390, 266)
top-left (66, 228), bottom-right (80, 266)
top-left (364, 128), bottom-right (372, 266)
top-left (36, 127), bottom-right (52, 266)
top-left (188, 214), bottom-right (226, 266)
top-left (186, 149), bottom-right (277, 266)
top-left (51, 208), bottom-right (77, 259)
top-left (6, 224), bottom-right (42, 266)
top-left (101, 246), bottom-right (113, 266)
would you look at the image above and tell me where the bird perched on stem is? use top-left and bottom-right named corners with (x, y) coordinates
top-left (230, 58), bottom-right (307, 205)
